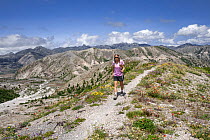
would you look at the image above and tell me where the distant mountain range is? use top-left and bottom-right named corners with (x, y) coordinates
top-left (15, 46), bottom-right (182, 80)
top-left (0, 43), bottom-right (150, 75)
top-left (0, 46), bottom-right (53, 75)
top-left (16, 45), bottom-right (208, 80)
top-left (0, 43), bottom-right (209, 76)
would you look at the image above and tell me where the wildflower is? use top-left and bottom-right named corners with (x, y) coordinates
top-left (91, 91), bottom-right (104, 96)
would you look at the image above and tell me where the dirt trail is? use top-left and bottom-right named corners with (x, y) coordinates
top-left (58, 67), bottom-right (157, 140)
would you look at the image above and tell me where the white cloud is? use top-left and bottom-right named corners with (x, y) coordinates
top-left (61, 34), bottom-right (100, 47)
top-left (106, 31), bottom-right (134, 44)
top-left (0, 34), bottom-right (54, 55)
top-left (4, 24), bottom-right (210, 55)
top-left (176, 24), bottom-right (210, 44)
top-left (76, 34), bottom-right (99, 46)
top-left (177, 38), bottom-right (210, 45)
top-left (176, 24), bottom-right (209, 37)
top-left (105, 30), bottom-right (167, 45)
top-left (205, 29), bottom-right (210, 37)
top-left (133, 29), bottom-right (164, 41)
top-left (159, 38), bottom-right (175, 44)
top-left (61, 40), bottom-right (72, 48)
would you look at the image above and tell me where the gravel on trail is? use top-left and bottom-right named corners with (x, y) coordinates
top-left (58, 67), bottom-right (157, 140)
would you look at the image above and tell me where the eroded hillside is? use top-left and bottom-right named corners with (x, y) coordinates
top-left (0, 62), bottom-right (209, 140)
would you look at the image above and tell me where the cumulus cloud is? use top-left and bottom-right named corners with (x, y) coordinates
top-left (61, 40), bottom-right (72, 48)
top-left (133, 29), bottom-right (164, 42)
top-left (106, 31), bottom-right (134, 44)
top-left (76, 34), bottom-right (99, 46)
top-left (3, 24), bottom-right (209, 55)
top-left (105, 30), bottom-right (169, 45)
top-left (62, 31), bottom-right (163, 47)
top-left (159, 38), bottom-right (175, 44)
top-left (0, 34), bottom-right (54, 55)
top-left (61, 34), bottom-right (100, 47)
top-left (177, 38), bottom-right (210, 45)
top-left (176, 24), bottom-right (210, 44)
top-left (176, 24), bottom-right (209, 37)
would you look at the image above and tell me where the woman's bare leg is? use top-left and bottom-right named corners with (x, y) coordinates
top-left (114, 81), bottom-right (118, 94)
top-left (120, 81), bottom-right (124, 92)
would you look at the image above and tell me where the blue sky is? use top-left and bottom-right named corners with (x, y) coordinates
top-left (0, 0), bottom-right (210, 54)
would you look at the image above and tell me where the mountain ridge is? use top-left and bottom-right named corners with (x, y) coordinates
top-left (1, 43), bottom-right (209, 77)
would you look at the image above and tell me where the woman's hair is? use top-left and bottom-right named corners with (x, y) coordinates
top-left (114, 54), bottom-right (120, 63)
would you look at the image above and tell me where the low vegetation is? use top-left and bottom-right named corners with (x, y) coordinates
top-left (1, 61), bottom-right (209, 140)
top-left (0, 88), bottom-right (19, 103)
top-left (88, 127), bottom-right (108, 139)
top-left (122, 62), bottom-right (210, 140)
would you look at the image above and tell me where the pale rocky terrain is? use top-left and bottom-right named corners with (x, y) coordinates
top-left (0, 46), bottom-right (209, 140)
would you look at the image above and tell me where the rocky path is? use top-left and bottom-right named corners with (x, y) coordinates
top-left (13, 66), bottom-right (202, 140)
top-left (58, 67), bottom-right (157, 140)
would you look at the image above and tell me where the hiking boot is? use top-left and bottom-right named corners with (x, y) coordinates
top-left (121, 90), bottom-right (124, 94)
top-left (121, 90), bottom-right (125, 96)
top-left (113, 93), bottom-right (118, 100)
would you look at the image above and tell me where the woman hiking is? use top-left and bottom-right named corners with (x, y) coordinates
top-left (112, 54), bottom-right (125, 100)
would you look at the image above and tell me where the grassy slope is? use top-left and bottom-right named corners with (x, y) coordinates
top-left (116, 62), bottom-right (210, 140)
top-left (1, 62), bottom-right (209, 140)
top-left (0, 60), bottom-right (153, 139)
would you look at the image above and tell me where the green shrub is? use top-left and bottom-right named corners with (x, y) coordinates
top-left (64, 118), bottom-right (85, 131)
top-left (126, 110), bottom-right (144, 119)
top-left (72, 105), bottom-right (84, 110)
top-left (143, 135), bottom-right (161, 140)
top-left (133, 118), bottom-right (156, 134)
top-left (19, 121), bottom-right (30, 128)
top-left (43, 131), bottom-right (54, 137)
top-left (85, 95), bottom-right (105, 104)
top-left (192, 129), bottom-right (209, 140)
top-left (122, 106), bottom-right (131, 111)
top-left (89, 128), bottom-right (108, 139)
top-left (0, 88), bottom-right (19, 103)
top-left (134, 104), bottom-right (143, 108)
top-left (90, 103), bottom-right (101, 107)
top-left (74, 118), bottom-right (86, 123)
top-left (199, 114), bottom-right (210, 120)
